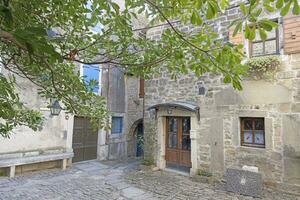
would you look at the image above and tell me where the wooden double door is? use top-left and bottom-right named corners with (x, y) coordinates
top-left (166, 117), bottom-right (191, 169)
top-left (72, 117), bottom-right (98, 162)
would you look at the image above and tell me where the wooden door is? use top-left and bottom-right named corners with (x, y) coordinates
top-left (72, 117), bottom-right (98, 162)
top-left (166, 117), bottom-right (191, 169)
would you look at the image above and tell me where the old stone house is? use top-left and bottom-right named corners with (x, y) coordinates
top-left (73, 65), bottom-right (144, 162)
top-left (143, 3), bottom-right (300, 193)
top-left (0, 64), bottom-right (144, 177)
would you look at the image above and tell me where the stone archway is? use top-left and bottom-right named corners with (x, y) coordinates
top-left (127, 119), bottom-right (143, 158)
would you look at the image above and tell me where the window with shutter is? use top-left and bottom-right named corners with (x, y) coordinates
top-left (83, 64), bottom-right (101, 94)
top-left (249, 27), bottom-right (279, 57)
top-left (284, 14), bottom-right (300, 54)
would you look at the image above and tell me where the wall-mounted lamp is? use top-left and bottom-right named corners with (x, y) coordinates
top-left (50, 100), bottom-right (62, 116)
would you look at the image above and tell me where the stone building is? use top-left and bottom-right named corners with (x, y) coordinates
top-left (88, 66), bottom-right (144, 161)
top-left (0, 63), bottom-right (144, 177)
top-left (143, 2), bottom-right (300, 193)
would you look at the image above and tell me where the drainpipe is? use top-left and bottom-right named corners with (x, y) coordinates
top-left (142, 79), bottom-right (145, 159)
top-left (106, 64), bottom-right (110, 159)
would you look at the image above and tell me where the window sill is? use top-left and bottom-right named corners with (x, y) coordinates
top-left (109, 133), bottom-right (123, 138)
top-left (250, 52), bottom-right (280, 58)
top-left (239, 145), bottom-right (266, 150)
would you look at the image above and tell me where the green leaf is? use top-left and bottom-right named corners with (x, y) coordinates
top-left (220, 0), bottom-right (229, 11)
top-left (191, 11), bottom-right (203, 25)
top-left (245, 24), bottom-right (251, 39)
top-left (206, 1), bottom-right (216, 19)
top-left (223, 75), bottom-right (232, 83)
top-left (276, 0), bottom-right (284, 8)
top-left (233, 21), bottom-right (242, 37)
top-left (254, 8), bottom-right (263, 17)
top-left (293, 0), bottom-right (300, 15)
top-left (264, 3), bottom-right (275, 12)
top-left (259, 19), bottom-right (278, 31)
top-left (240, 3), bottom-right (247, 15)
top-left (111, 2), bottom-right (120, 13)
top-left (259, 28), bottom-right (267, 40)
top-left (249, 26), bottom-right (256, 40)
top-left (280, 1), bottom-right (292, 16)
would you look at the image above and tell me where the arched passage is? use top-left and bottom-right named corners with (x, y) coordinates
top-left (127, 119), bottom-right (143, 158)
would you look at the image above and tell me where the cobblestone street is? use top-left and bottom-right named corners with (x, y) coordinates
top-left (0, 160), bottom-right (299, 200)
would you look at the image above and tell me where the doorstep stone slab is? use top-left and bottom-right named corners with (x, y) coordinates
top-left (225, 168), bottom-right (262, 198)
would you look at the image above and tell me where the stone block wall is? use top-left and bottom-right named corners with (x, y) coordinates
top-left (143, 0), bottom-right (300, 190)
top-left (99, 69), bottom-right (143, 160)
top-left (125, 76), bottom-right (144, 158)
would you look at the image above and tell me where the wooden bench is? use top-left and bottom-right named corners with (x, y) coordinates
top-left (0, 152), bottom-right (74, 178)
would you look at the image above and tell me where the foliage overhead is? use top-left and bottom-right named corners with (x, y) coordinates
top-left (0, 0), bottom-right (298, 137)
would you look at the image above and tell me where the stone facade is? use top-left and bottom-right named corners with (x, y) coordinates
top-left (0, 63), bottom-right (143, 176)
top-left (97, 68), bottom-right (143, 160)
top-left (0, 69), bottom-right (73, 175)
top-left (143, 2), bottom-right (300, 192)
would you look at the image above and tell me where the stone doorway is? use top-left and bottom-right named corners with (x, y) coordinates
top-left (165, 117), bottom-right (191, 172)
top-left (127, 119), bottom-right (144, 158)
top-left (135, 122), bottom-right (144, 157)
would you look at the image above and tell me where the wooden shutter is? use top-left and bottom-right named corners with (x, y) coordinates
top-left (139, 78), bottom-right (144, 98)
top-left (284, 14), bottom-right (300, 54)
top-left (229, 29), bottom-right (244, 45)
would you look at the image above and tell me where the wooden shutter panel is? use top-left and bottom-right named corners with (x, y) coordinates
top-left (229, 29), bottom-right (244, 45)
top-left (284, 14), bottom-right (300, 54)
top-left (139, 78), bottom-right (144, 98)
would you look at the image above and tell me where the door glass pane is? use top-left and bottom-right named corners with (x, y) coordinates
top-left (168, 133), bottom-right (177, 148)
top-left (265, 40), bottom-right (277, 54)
top-left (169, 118), bottom-right (177, 132)
top-left (182, 118), bottom-right (190, 133)
top-left (182, 135), bottom-right (191, 150)
top-left (168, 118), bottom-right (178, 149)
top-left (254, 131), bottom-right (265, 144)
top-left (244, 131), bottom-right (253, 143)
top-left (244, 119), bottom-right (252, 130)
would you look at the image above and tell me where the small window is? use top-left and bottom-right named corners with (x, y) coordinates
top-left (241, 118), bottom-right (265, 148)
top-left (249, 21), bottom-right (279, 57)
top-left (83, 64), bottom-right (101, 93)
top-left (111, 117), bottom-right (123, 134)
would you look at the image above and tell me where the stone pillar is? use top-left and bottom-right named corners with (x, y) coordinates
top-left (156, 117), bottom-right (166, 169)
top-left (62, 159), bottom-right (67, 170)
top-left (9, 165), bottom-right (15, 178)
top-left (190, 114), bottom-right (200, 176)
top-left (190, 129), bottom-right (198, 176)
top-left (97, 129), bottom-right (108, 160)
top-left (65, 114), bottom-right (74, 153)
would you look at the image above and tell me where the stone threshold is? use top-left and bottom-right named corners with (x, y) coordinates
top-left (164, 168), bottom-right (190, 176)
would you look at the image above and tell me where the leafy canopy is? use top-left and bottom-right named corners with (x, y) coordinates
top-left (0, 0), bottom-right (298, 137)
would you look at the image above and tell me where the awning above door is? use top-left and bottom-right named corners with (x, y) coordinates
top-left (147, 101), bottom-right (200, 120)
top-left (147, 101), bottom-right (199, 112)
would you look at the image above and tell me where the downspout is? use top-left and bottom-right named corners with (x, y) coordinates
top-left (106, 64), bottom-right (110, 159)
top-left (142, 88), bottom-right (145, 159)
